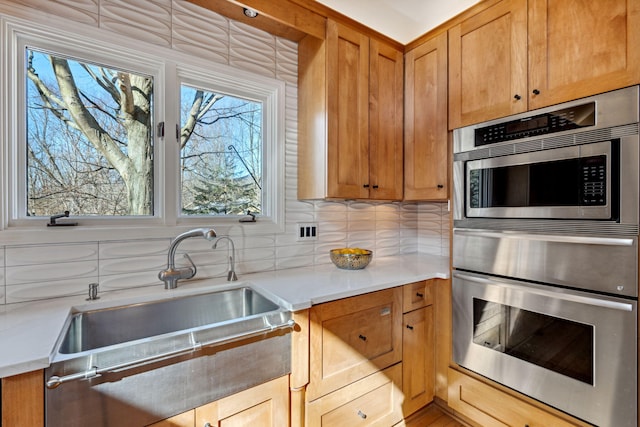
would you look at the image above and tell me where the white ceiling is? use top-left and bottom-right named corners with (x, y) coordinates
top-left (315, 0), bottom-right (481, 44)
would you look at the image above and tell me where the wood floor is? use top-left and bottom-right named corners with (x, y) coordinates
top-left (404, 404), bottom-right (469, 427)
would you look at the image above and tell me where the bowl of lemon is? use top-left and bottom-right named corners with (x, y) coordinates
top-left (329, 247), bottom-right (373, 270)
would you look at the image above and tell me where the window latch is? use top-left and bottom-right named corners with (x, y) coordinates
top-left (47, 210), bottom-right (78, 227)
top-left (239, 210), bottom-right (256, 223)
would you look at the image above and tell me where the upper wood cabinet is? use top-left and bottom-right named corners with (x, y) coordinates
top-left (404, 32), bottom-right (449, 201)
top-left (368, 37), bottom-right (404, 200)
top-left (298, 20), bottom-right (403, 200)
top-left (527, 0), bottom-right (640, 110)
top-left (448, 0), bottom-right (640, 129)
top-left (448, 0), bottom-right (528, 129)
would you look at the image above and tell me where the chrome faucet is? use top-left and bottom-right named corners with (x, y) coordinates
top-left (159, 228), bottom-right (217, 289)
top-left (212, 236), bottom-right (238, 281)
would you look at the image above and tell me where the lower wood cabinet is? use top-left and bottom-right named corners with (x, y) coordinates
top-left (448, 368), bottom-right (588, 427)
top-left (402, 305), bottom-right (434, 416)
top-left (0, 370), bottom-right (44, 426)
top-left (307, 287), bottom-right (403, 401)
top-left (306, 363), bottom-right (403, 427)
top-left (148, 376), bottom-right (289, 427)
top-left (298, 282), bottom-right (438, 426)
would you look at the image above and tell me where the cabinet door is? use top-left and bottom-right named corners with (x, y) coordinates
top-left (326, 19), bottom-right (370, 199)
top-left (306, 363), bottom-right (403, 427)
top-left (402, 306), bottom-right (435, 416)
top-left (369, 38), bottom-right (403, 200)
top-left (448, 369), bottom-right (585, 427)
top-left (196, 376), bottom-right (289, 427)
top-left (1, 371), bottom-right (44, 427)
top-left (449, 0), bottom-right (528, 129)
top-left (528, 0), bottom-right (640, 109)
top-left (308, 287), bottom-right (403, 400)
top-left (404, 32), bottom-right (448, 200)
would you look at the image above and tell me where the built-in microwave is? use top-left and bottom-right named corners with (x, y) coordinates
top-left (465, 139), bottom-right (616, 220)
top-left (453, 85), bottom-right (640, 231)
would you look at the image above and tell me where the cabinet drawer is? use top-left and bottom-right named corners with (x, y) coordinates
top-left (308, 287), bottom-right (402, 400)
top-left (448, 368), bottom-right (582, 427)
top-left (402, 280), bottom-right (433, 312)
top-left (307, 363), bottom-right (403, 427)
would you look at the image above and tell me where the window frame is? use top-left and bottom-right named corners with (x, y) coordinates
top-left (0, 12), bottom-right (285, 244)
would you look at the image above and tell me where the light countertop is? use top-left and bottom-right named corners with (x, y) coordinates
top-left (0, 253), bottom-right (449, 378)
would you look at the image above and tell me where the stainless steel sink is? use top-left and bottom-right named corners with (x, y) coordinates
top-left (58, 286), bottom-right (281, 353)
top-left (46, 286), bottom-right (293, 426)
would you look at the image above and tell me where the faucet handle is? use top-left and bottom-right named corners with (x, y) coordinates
top-left (182, 253), bottom-right (197, 277)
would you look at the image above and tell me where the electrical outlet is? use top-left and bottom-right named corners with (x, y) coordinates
top-left (297, 223), bottom-right (318, 241)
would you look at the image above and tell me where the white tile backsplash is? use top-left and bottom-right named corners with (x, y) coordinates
top-left (0, 0), bottom-right (450, 304)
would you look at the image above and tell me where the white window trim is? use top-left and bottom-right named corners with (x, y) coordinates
top-left (0, 9), bottom-right (286, 245)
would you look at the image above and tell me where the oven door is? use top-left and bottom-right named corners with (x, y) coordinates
top-left (464, 140), bottom-right (616, 220)
top-left (453, 271), bottom-right (637, 427)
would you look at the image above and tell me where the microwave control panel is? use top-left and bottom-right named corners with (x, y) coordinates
top-left (475, 102), bottom-right (596, 147)
top-left (581, 155), bottom-right (606, 205)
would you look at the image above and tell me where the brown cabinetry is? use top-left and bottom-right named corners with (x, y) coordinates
top-left (148, 376), bottom-right (289, 427)
top-left (448, 0), bottom-right (528, 129)
top-left (301, 282), bottom-right (442, 425)
top-left (307, 287), bottom-right (403, 401)
top-left (449, 0), bottom-right (640, 129)
top-left (306, 363), bottom-right (403, 427)
top-left (1, 370), bottom-right (44, 426)
top-left (402, 281), bottom-right (435, 416)
top-left (404, 32), bottom-right (449, 200)
top-left (448, 368), bottom-right (589, 427)
top-left (304, 287), bottom-right (404, 426)
top-left (299, 20), bottom-right (403, 200)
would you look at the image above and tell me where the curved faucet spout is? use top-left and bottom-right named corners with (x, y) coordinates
top-left (159, 228), bottom-right (217, 289)
top-left (213, 236), bottom-right (238, 281)
top-left (167, 228), bottom-right (217, 268)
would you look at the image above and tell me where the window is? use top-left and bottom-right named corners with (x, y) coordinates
top-left (26, 48), bottom-right (155, 217)
top-left (2, 14), bottom-right (284, 238)
top-left (179, 84), bottom-right (263, 216)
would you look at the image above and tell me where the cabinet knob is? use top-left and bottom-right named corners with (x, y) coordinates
top-left (532, 89), bottom-right (540, 95)
top-left (204, 423), bottom-right (212, 427)
top-left (372, 185), bottom-right (379, 189)
top-left (437, 184), bottom-right (444, 189)
top-left (514, 94), bottom-right (522, 100)
top-left (416, 292), bottom-right (424, 298)
top-left (406, 324), bottom-right (414, 330)
top-left (358, 334), bottom-right (367, 341)
top-left (357, 410), bottom-right (367, 419)
top-left (363, 184), bottom-right (370, 188)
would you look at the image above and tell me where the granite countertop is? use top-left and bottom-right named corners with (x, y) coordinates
top-left (0, 253), bottom-right (449, 378)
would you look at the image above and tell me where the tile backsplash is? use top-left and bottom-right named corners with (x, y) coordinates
top-left (0, 0), bottom-right (450, 305)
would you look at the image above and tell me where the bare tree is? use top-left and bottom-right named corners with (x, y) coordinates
top-left (26, 51), bottom-right (219, 215)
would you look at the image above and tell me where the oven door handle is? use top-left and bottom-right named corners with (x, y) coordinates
top-left (453, 229), bottom-right (635, 247)
top-left (453, 272), bottom-right (635, 312)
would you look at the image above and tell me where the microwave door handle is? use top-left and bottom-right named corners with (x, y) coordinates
top-left (453, 229), bottom-right (635, 247)
top-left (453, 272), bottom-right (634, 312)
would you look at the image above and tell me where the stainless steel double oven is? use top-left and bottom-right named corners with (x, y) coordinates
top-left (452, 86), bottom-right (639, 427)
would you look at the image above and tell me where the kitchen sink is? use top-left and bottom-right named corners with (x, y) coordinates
top-left (48, 286), bottom-right (293, 387)
top-left (58, 286), bottom-right (282, 353)
top-left (46, 285), bottom-right (293, 426)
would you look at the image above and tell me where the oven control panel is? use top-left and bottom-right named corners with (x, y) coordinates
top-left (475, 102), bottom-right (596, 146)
